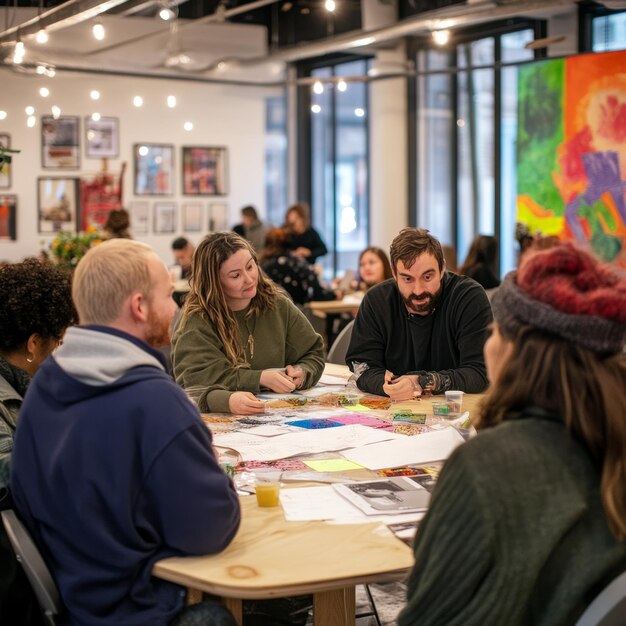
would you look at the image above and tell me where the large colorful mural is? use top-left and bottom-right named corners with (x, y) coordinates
top-left (517, 49), bottom-right (626, 268)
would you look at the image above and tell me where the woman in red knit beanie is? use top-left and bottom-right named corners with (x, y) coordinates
top-left (399, 243), bottom-right (626, 626)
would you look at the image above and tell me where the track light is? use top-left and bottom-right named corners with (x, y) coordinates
top-left (432, 29), bottom-right (450, 46)
top-left (93, 20), bottom-right (105, 41)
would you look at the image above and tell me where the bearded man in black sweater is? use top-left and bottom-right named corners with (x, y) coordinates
top-left (346, 228), bottom-right (493, 400)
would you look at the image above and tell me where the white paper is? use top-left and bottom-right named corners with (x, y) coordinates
top-left (244, 425), bottom-right (291, 437)
top-left (342, 428), bottom-right (465, 470)
top-left (280, 486), bottom-right (367, 521)
top-left (319, 374), bottom-right (351, 385)
top-left (213, 424), bottom-right (399, 462)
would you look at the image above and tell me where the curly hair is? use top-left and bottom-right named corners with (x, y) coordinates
top-left (0, 259), bottom-right (77, 353)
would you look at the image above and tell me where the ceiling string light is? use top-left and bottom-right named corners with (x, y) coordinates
top-left (92, 20), bottom-right (105, 41)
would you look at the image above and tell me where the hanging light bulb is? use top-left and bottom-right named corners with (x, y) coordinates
top-left (91, 112), bottom-right (101, 121)
top-left (133, 95), bottom-right (143, 107)
top-left (432, 29), bottom-right (450, 46)
top-left (36, 64), bottom-right (46, 75)
top-left (183, 121), bottom-right (193, 131)
top-left (51, 105), bottom-right (61, 119)
top-left (313, 81), bottom-right (324, 94)
top-left (337, 80), bottom-right (347, 92)
top-left (25, 106), bottom-right (35, 115)
top-left (39, 86), bottom-right (50, 98)
top-left (13, 40), bottom-right (25, 64)
top-left (93, 20), bottom-right (105, 41)
top-left (167, 95), bottom-right (177, 108)
top-left (36, 28), bottom-right (49, 44)
top-left (324, 0), bottom-right (336, 12)
top-left (27, 115), bottom-right (36, 128)
top-left (90, 90), bottom-right (100, 101)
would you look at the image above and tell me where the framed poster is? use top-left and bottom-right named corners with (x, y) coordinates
top-left (85, 117), bottom-right (119, 159)
top-left (182, 202), bottom-right (203, 232)
top-left (208, 201), bottom-right (228, 232)
top-left (41, 115), bottom-right (80, 169)
top-left (37, 177), bottom-right (79, 233)
top-left (134, 144), bottom-right (174, 196)
top-left (0, 194), bottom-right (17, 240)
top-left (182, 146), bottom-right (227, 196)
top-left (129, 200), bottom-right (150, 235)
top-left (0, 134), bottom-right (11, 188)
top-left (154, 201), bottom-right (177, 234)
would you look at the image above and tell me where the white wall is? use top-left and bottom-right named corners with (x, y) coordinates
top-left (0, 68), bottom-right (275, 264)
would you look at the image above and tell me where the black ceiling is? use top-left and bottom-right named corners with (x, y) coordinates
top-left (3, 0), bottom-right (469, 49)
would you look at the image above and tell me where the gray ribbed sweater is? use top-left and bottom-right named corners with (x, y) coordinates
top-left (398, 408), bottom-right (626, 626)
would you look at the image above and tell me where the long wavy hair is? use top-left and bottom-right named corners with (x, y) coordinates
top-left (459, 234), bottom-right (498, 277)
top-left (477, 325), bottom-right (626, 540)
top-left (182, 232), bottom-right (282, 366)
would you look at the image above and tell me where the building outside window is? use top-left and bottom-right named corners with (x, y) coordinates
top-left (303, 58), bottom-right (370, 279)
top-left (414, 23), bottom-right (539, 275)
top-left (265, 93), bottom-right (288, 227)
top-left (592, 10), bottom-right (626, 51)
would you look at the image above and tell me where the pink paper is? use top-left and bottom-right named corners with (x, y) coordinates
top-left (331, 414), bottom-right (394, 430)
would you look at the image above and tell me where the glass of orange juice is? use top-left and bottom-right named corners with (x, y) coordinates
top-left (255, 479), bottom-right (281, 507)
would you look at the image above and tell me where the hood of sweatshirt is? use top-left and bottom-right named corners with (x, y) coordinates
top-left (39, 325), bottom-right (169, 406)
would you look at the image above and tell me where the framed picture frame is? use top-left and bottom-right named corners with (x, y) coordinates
top-left (208, 201), bottom-right (229, 232)
top-left (85, 117), bottom-right (119, 159)
top-left (0, 134), bottom-right (11, 188)
top-left (154, 201), bottom-right (177, 234)
top-left (41, 115), bottom-right (80, 169)
top-left (134, 144), bottom-right (174, 196)
top-left (0, 194), bottom-right (17, 240)
top-left (129, 200), bottom-right (150, 235)
top-left (37, 177), bottom-right (80, 233)
top-left (182, 146), bottom-right (228, 196)
top-left (182, 202), bottom-right (203, 232)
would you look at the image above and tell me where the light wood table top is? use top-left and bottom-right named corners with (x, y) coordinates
top-left (307, 299), bottom-right (361, 316)
top-left (154, 496), bottom-right (413, 625)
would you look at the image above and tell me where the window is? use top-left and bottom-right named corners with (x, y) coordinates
top-left (592, 10), bottom-right (626, 51)
top-left (413, 23), bottom-right (539, 275)
top-left (302, 58), bottom-right (370, 278)
top-left (265, 94), bottom-right (288, 227)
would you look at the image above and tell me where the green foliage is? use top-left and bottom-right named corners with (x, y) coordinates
top-left (49, 229), bottom-right (102, 271)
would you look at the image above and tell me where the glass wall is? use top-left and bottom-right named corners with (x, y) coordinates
top-left (592, 10), bottom-right (626, 51)
top-left (308, 59), bottom-right (370, 278)
top-left (265, 93), bottom-right (288, 227)
top-left (414, 25), bottom-right (536, 275)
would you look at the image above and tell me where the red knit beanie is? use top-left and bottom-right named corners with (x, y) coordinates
top-left (492, 243), bottom-right (626, 354)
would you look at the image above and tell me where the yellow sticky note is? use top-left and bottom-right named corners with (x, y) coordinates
top-left (304, 459), bottom-right (364, 472)
top-left (342, 404), bottom-right (372, 412)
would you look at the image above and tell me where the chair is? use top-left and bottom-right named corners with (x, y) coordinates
top-left (326, 319), bottom-right (354, 365)
top-left (575, 570), bottom-right (626, 626)
top-left (1, 510), bottom-right (62, 626)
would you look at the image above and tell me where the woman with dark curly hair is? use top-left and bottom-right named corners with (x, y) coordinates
top-left (0, 259), bottom-right (77, 487)
top-left (0, 259), bottom-right (76, 626)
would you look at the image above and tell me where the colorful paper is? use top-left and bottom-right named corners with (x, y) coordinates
top-left (284, 419), bottom-right (344, 429)
top-left (331, 414), bottom-right (394, 430)
top-left (303, 459), bottom-right (364, 472)
top-left (237, 459), bottom-right (307, 472)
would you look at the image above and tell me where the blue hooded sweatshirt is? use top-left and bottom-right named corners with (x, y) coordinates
top-left (10, 326), bottom-right (241, 626)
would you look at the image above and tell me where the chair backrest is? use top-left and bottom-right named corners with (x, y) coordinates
top-left (1, 510), bottom-right (61, 625)
top-left (575, 570), bottom-right (626, 626)
top-left (326, 319), bottom-right (355, 365)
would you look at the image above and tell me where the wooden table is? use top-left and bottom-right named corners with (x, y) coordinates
top-left (153, 496), bottom-right (413, 626)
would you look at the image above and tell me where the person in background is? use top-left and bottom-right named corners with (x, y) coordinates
top-left (459, 234), bottom-right (500, 290)
top-left (10, 240), bottom-right (240, 626)
top-left (284, 203), bottom-right (328, 264)
top-left (233, 205), bottom-right (267, 253)
top-left (101, 208), bottom-right (132, 240)
top-left (171, 236), bottom-right (195, 280)
top-left (172, 232), bottom-right (325, 415)
top-left (441, 245), bottom-right (458, 274)
top-left (346, 228), bottom-right (492, 399)
top-left (399, 243), bottom-right (626, 626)
top-left (0, 259), bottom-right (76, 626)
top-left (356, 246), bottom-right (393, 291)
top-left (260, 227), bottom-right (337, 305)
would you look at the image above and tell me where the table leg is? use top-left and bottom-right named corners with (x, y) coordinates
top-left (223, 598), bottom-right (244, 626)
top-left (313, 587), bottom-right (355, 626)
top-left (186, 588), bottom-right (202, 605)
